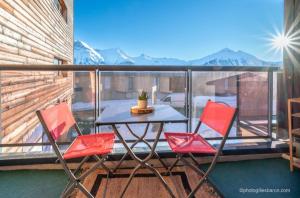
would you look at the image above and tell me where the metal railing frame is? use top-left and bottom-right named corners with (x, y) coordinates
top-left (0, 65), bottom-right (279, 148)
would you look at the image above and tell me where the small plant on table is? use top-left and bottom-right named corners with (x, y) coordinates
top-left (138, 90), bottom-right (148, 109)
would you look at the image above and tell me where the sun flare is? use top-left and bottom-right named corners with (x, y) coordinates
top-left (272, 33), bottom-right (291, 50)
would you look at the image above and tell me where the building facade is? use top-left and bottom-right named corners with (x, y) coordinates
top-left (0, 0), bottom-right (74, 151)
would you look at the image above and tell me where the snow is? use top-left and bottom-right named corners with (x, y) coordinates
top-left (193, 95), bottom-right (237, 107)
top-left (190, 48), bottom-right (277, 66)
top-left (96, 48), bottom-right (135, 65)
top-left (132, 54), bottom-right (187, 65)
top-left (72, 99), bottom-right (137, 112)
top-left (74, 40), bottom-right (281, 66)
top-left (72, 95), bottom-right (274, 139)
top-left (72, 102), bottom-right (94, 111)
top-left (74, 40), bottom-right (104, 65)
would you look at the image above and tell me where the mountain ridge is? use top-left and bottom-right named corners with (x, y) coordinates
top-left (74, 40), bottom-right (281, 66)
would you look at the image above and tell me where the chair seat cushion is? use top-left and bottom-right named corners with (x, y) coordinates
top-left (164, 132), bottom-right (216, 154)
top-left (63, 133), bottom-right (115, 159)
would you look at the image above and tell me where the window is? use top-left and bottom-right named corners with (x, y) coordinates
top-left (55, 0), bottom-right (68, 23)
top-left (154, 77), bottom-right (160, 91)
top-left (53, 57), bottom-right (68, 77)
top-left (103, 77), bottom-right (111, 90)
top-left (74, 87), bottom-right (83, 92)
top-left (53, 57), bottom-right (63, 65)
top-left (128, 77), bottom-right (134, 91)
top-left (225, 79), bottom-right (229, 90)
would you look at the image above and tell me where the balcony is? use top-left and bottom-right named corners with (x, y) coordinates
top-left (0, 64), bottom-right (295, 197)
top-left (0, 65), bottom-right (281, 154)
top-left (2, 0), bottom-right (300, 197)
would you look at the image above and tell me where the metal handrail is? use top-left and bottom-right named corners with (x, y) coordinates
top-left (0, 64), bottom-right (280, 72)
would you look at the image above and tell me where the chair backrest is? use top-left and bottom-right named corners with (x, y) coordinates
top-left (200, 100), bottom-right (237, 137)
top-left (37, 102), bottom-right (76, 141)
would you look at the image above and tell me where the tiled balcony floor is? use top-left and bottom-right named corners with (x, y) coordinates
top-left (0, 158), bottom-right (299, 198)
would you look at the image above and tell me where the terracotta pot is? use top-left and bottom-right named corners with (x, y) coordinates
top-left (137, 100), bottom-right (148, 109)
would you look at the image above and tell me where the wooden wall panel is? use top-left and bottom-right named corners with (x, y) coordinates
top-left (0, 0), bottom-right (74, 148)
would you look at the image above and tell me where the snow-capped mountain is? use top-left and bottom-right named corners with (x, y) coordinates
top-left (132, 54), bottom-right (187, 65)
top-left (190, 48), bottom-right (278, 66)
top-left (74, 41), bottom-right (104, 64)
top-left (96, 48), bottom-right (134, 65)
top-left (74, 40), bottom-right (281, 66)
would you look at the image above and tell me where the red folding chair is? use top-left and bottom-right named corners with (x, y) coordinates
top-left (36, 102), bottom-right (115, 198)
top-left (165, 100), bottom-right (237, 197)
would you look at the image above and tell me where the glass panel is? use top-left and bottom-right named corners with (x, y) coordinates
top-left (238, 72), bottom-right (269, 137)
top-left (97, 71), bottom-right (187, 140)
top-left (0, 68), bottom-right (275, 157)
top-left (272, 71), bottom-right (278, 138)
top-left (72, 71), bottom-right (96, 135)
top-left (0, 70), bottom-right (96, 154)
top-left (191, 71), bottom-right (269, 138)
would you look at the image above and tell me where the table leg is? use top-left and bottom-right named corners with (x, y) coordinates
top-left (113, 123), bottom-right (168, 172)
top-left (111, 123), bottom-right (175, 198)
top-left (144, 162), bottom-right (175, 197)
top-left (126, 123), bottom-right (168, 169)
top-left (112, 123), bottom-right (150, 172)
top-left (120, 164), bottom-right (142, 197)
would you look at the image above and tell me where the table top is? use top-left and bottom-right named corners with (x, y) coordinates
top-left (95, 104), bottom-right (188, 125)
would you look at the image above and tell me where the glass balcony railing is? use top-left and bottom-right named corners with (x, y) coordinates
top-left (0, 65), bottom-right (279, 156)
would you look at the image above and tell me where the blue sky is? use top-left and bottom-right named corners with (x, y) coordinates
top-left (75, 0), bottom-right (283, 61)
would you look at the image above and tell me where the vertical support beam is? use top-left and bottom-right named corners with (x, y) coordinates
top-left (236, 74), bottom-right (241, 136)
top-left (185, 70), bottom-right (189, 131)
top-left (268, 71), bottom-right (274, 138)
top-left (188, 69), bottom-right (192, 132)
top-left (98, 70), bottom-right (101, 117)
top-left (97, 70), bottom-right (101, 133)
top-left (94, 70), bottom-right (97, 133)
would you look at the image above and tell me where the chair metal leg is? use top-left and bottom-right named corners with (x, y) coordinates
top-left (61, 180), bottom-right (73, 196)
top-left (61, 156), bottom-right (108, 198)
top-left (180, 157), bottom-right (205, 176)
top-left (77, 182), bottom-right (94, 198)
top-left (188, 176), bottom-right (206, 198)
top-left (79, 156), bottom-right (107, 181)
top-left (188, 153), bottom-right (201, 167)
top-left (168, 157), bottom-right (180, 173)
top-left (60, 182), bottom-right (75, 198)
top-left (59, 154), bottom-right (111, 198)
top-left (187, 151), bottom-right (220, 197)
top-left (168, 154), bottom-right (207, 198)
top-left (73, 156), bottom-right (90, 175)
top-left (93, 155), bottom-right (111, 174)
